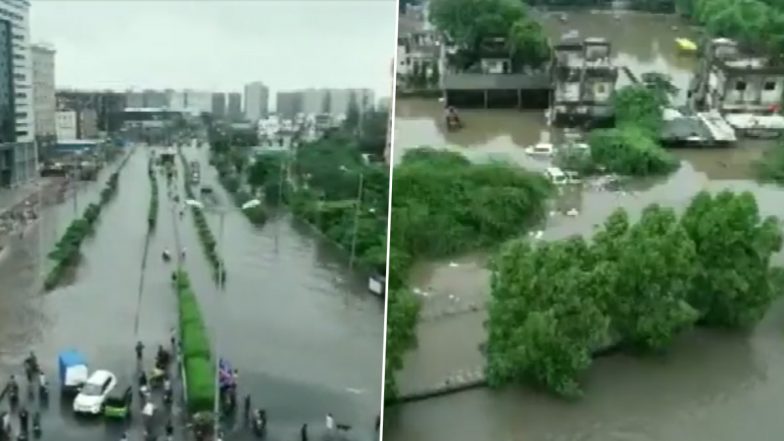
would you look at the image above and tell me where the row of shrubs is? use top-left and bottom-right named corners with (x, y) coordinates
top-left (43, 153), bottom-right (132, 290)
top-left (178, 149), bottom-right (226, 283)
top-left (173, 270), bottom-right (215, 414)
top-left (148, 161), bottom-right (159, 231)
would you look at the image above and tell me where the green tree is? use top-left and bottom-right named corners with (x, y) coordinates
top-left (594, 206), bottom-right (699, 350)
top-left (613, 85), bottom-right (665, 134)
top-left (487, 238), bottom-right (609, 398)
top-left (588, 126), bottom-right (679, 176)
top-left (507, 18), bottom-right (551, 69)
top-left (681, 190), bottom-right (783, 327)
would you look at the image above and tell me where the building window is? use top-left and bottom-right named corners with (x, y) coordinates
top-left (735, 80), bottom-right (747, 91)
top-left (15, 130), bottom-right (28, 137)
top-left (764, 81), bottom-right (777, 91)
top-left (15, 112), bottom-right (26, 118)
top-left (13, 73), bottom-right (24, 81)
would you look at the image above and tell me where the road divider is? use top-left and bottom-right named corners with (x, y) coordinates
top-left (43, 152), bottom-right (133, 291)
top-left (148, 159), bottom-right (159, 232)
top-left (173, 269), bottom-right (215, 414)
top-left (178, 149), bottom-right (225, 283)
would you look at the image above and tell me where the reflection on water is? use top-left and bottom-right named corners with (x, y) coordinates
top-left (389, 10), bottom-right (784, 441)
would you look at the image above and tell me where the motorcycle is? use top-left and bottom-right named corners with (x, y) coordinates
top-left (162, 251), bottom-right (171, 262)
top-left (251, 410), bottom-right (267, 438)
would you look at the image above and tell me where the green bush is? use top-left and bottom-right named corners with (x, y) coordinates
top-left (184, 357), bottom-right (214, 413)
top-left (181, 322), bottom-right (211, 359)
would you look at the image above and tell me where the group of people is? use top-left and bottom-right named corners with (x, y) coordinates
top-left (161, 248), bottom-right (186, 262)
top-left (134, 342), bottom-right (176, 441)
top-left (1, 352), bottom-right (46, 441)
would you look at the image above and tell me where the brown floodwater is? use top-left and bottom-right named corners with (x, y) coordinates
top-left (387, 10), bottom-right (784, 441)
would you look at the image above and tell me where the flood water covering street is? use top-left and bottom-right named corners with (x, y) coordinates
top-left (0, 146), bottom-right (383, 441)
top-left (387, 11), bottom-right (784, 441)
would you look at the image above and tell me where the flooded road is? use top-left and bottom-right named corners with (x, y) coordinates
top-left (177, 146), bottom-right (384, 440)
top-left (0, 145), bottom-right (383, 441)
top-left (387, 10), bottom-right (784, 441)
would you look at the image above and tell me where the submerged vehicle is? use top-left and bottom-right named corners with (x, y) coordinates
top-left (103, 381), bottom-right (132, 420)
top-left (58, 350), bottom-right (88, 395)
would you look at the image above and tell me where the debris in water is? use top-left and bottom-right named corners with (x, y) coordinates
top-left (566, 208), bottom-right (579, 217)
top-left (345, 388), bottom-right (364, 394)
top-left (549, 211), bottom-right (557, 216)
top-left (534, 230), bottom-right (544, 239)
top-left (449, 262), bottom-right (459, 268)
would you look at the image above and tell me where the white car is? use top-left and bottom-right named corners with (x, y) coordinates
top-left (73, 369), bottom-right (116, 414)
top-left (524, 143), bottom-right (555, 157)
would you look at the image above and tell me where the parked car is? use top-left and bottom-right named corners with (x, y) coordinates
top-left (73, 370), bottom-right (117, 415)
top-left (524, 142), bottom-right (555, 157)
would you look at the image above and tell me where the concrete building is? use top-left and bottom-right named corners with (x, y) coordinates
top-left (126, 90), bottom-right (144, 108)
top-left (212, 93), bottom-right (226, 118)
top-left (693, 38), bottom-right (784, 115)
top-left (551, 37), bottom-right (618, 125)
top-left (142, 89), bottom-right (167, 108)
top-left (31, 42), bottom-right (56, 157)
top-left (55, 89), bottom-right (126, 133)
top-left (397, 2), bottom-right (440, 86)
top-left (55, 110), bottom-right (77, 140)
top-left (243, 82), bottom-right (269, 122)
top-left (0, 0), bottom-right (36, 188)
top-left (276, 91), bottom-right (303, 119)
top-left (227, 92), bottom-right (242, 121)
top-left (185, 90), bottom-right (212, 114)
top-left (78, 108), bottom-right (98, 138)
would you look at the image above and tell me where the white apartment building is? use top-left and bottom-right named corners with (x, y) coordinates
top-left (31, 43), bottom-right (55, 138)
top-left (55, 110), bottom-right (77, 140)
top-left (244, 82), bottom-right (269, 122)
top-left (185, 90), bottom-right (212, 114)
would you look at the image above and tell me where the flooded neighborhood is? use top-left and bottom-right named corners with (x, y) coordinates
top-left (386, 1), bottom-right (784, 440)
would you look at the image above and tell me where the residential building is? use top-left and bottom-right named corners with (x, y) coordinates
top-left (55, 110), bottom-right (77, 140)
top-left (276, 91), bottom-right (303, 119)
top-left (0, 0), bottom-right (35, 188)
top-left (397, 2), bottom-right (440, 85)
top-left (211, 92), bottom-right (226, 118)
top-left (31, 42), bottom-right (56, 157)
top-left (551, 37), bottom-right (618, 125)
top-left (301, 88), bottom-right (329, 115)
top-left (243, 82), bottom-right (269, 122)
top-left (692, 37), bottom-right (784, 114)
top-left (227, 92), bottom-right (242, 121)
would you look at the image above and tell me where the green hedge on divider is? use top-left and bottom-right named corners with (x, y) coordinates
top-left (43, 154), bottom-right (132, 291)
top-left (185, 357), bottom-right (215, 414)
top-left (174, 269), bottom-right (215, 414)
top-left (177, 148), bottom-right (226, 283)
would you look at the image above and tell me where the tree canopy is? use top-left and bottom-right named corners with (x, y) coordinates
top-left (429, 0), bottom-right (550, 68)
top-left (486, 190), bottom-right (782, 397)
top-left (385, 148), bottom-right (552, 400)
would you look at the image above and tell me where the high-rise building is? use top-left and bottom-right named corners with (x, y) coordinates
top-left (243, 82), bottom-right (268, 122)
top-left (56, 89), bottom-right (126, 132)
top-left (31, 43), bottom-right (56, 156)
top-left (275, 91), bottom-right (304, 120)
top-left (185, 90), bottom-right (212, 114)
top-left (126, 90), bottom-right (144, 108)
top-left (227, 92), bottom-right (242, 121)
top-left (212, 93), bottom-right (226, 118)
top-left (0, 0), bottom-right (35, 187)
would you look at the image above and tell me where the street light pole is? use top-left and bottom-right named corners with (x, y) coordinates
top-left (348, 171), bottom-right (364, 271)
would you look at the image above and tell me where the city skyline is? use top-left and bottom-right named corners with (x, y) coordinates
top-left (30, 0), bottom-right (396, 97)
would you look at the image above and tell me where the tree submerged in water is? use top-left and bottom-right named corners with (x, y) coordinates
top-left (486, 190), bottom-right (782, 397)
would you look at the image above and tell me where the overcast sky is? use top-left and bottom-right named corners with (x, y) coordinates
top-left (31, 0), bottom-right (396, 97)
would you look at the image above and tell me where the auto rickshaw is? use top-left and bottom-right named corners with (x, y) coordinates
top-left (103, 382), bottom-right (132, 420)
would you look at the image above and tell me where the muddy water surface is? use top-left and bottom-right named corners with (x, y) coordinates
top-left (387, 10), bottom-right (784, 441)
